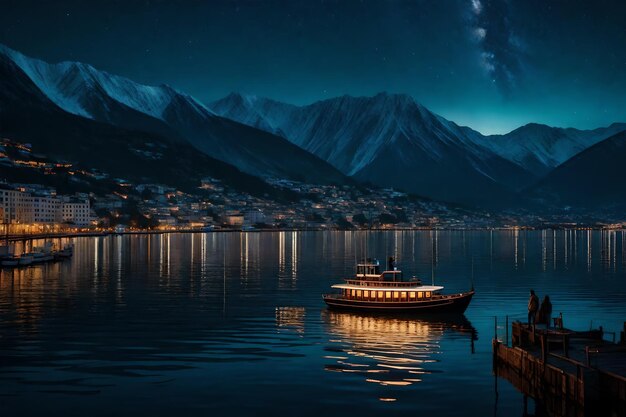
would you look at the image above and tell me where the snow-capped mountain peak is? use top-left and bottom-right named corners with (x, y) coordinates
top-left (0, 43), bottom-right (215, 122)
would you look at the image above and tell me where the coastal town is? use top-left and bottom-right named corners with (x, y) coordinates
top-left (1, 137), bottom-right (625, 234)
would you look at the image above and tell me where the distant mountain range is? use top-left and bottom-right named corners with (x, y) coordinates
top-left (0, 45), bottom-right (298, 201)
top-left (1, 43), bottom-right (625, 211)
top-left (530, 130), bottom-right (626, 209)
top-left (0, 44), bottom-right (348, 186)
top-left (209, 92), bottom-right (626, 208)
top-left (210, 93), bottom-right (533, 207)
top-left (477, 122), bottom-right (626, 176)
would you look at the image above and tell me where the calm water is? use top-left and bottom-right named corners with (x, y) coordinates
top-left (1, 230), bottom-right (625, 416)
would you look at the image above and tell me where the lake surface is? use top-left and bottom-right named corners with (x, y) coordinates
top-left (1, 230), bottom-right (625, 416)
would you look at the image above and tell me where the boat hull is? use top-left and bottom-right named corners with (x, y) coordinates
top-left (323, 290), bottom-right (474, 314)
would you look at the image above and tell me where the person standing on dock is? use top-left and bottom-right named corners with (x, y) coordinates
top-left (537, 295), bottom-right (553, 328)
top-left (388, 256), bottom-right (396, 271)
top-left (527, 290), bottom-right (539, 327)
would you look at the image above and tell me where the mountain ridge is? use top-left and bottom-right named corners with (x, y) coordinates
top-left (210, 91), bottom-right (535, 206)
top-left (0, 43), bottom-right (349, 186)
top-left (528, 131), bottom-right (626, 209)
top-left (0, 51), bottom-right (296, 201)
top-left (209, 91), bottom-right (626, 206)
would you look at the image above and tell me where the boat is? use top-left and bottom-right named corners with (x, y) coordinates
top-left (31, 251), bottom-right (53, 263)
top-left (53, 244), bottom-right (74, 260)
top-left (31, 242), bottom-right (55, 263)
top-left (323, 258), bottom-right (474, 313)
top-left (18, 254), bottom-right (34, 266)
top-left (0, 244), bottom-right (19, 267)
top-left (1, 255), bottom-right (19, 267)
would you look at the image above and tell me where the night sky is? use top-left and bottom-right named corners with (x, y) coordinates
top-left (1, 0), bottom-right (625, 134)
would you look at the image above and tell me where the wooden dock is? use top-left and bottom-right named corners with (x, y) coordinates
top-left (493, 319), bottom-right (626, 416)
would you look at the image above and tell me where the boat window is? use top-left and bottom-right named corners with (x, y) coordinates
top-left (418, 291), bottom-right (423, 298)
top-left (377, 291), bottom-right (383, 300)
top-left (351, 290), bottom-right (356, 298)
top-left (356, 290), bottom-right (362, 299)
top-left (410, 292), bottom-right (416, 299)
top-left (401, 291), bottom-right (407, 301)
top-left (393, 292), bottom-right (399, 301)
top-left (425, 291), bottom-right (431, 298)
top-left (385, 291), bottom-right (391, 300)
top-left (363, 290), bottom-right (369, 299)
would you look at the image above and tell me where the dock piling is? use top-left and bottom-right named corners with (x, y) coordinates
top-left (505, 315), bottom-right (509, 346)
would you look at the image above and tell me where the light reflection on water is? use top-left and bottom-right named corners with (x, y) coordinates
top-left (323, 312), bottom-right (477, 395)
top-left (0, 230), bottom-right (625, 417)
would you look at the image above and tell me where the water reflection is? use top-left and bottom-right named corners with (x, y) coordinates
top-left (323, 311), bottom-right (476, 400)
top-left (275, 306), bottom-right (306, 334)
top-left (1, 231), bottom-right (625, 417)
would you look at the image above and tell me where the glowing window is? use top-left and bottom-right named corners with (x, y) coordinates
top-left (410, 292), bottom-right (416, 299)
top-left (418, 291), bottom-right (423, 298)
top-left (356, 290), bottom-right (362, 298)
top-left (363, 290), bottom-right (369, 298)
top-left (378, 291), bottom-right (384, 299)
top-left (393, 292), bottom-right (399, 299)
top-left (425, 292), bottom-right (431, 298)
top-left (351, 290), bottom-right (356, 297)
top-left (401, 291), bottom-right (407, 300)
top-left (385, 291), bottom-right (392, 300)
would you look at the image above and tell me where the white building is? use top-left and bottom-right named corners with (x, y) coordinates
top-left (33, 196), bottom-right (61, 223)
top-left (0, 188), bottom-right (34, 223)
top-left (0, 185), bottom-right (91, 226)
top-left (61, 198), bottom-right (91, 226)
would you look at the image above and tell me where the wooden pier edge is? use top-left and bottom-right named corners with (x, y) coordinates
top-left (493, 320), bottom-right (626, 416)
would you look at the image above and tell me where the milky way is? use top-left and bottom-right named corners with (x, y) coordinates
top-left (468, 0), bottom-right (524, 97)
top-left (1, 0), bottom-right (626, 134)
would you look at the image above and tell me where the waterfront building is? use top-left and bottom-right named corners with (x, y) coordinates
top-left (60, 198), bottom-right (91, 226)
top-left (0, 187), bottom-right (35, 223)
top-left (244, 209), bottom-right (266, 225)
top-left (33, 196), bottom-right (61, 223)
top-left (0, 184), bottom-right (91, 226)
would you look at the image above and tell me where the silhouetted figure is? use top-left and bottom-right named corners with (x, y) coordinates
top-left (537, 295), bottom-right (553, 328)
top-left (388, 256), bottom-right (396, 271)
top-left (528, 290), bottom-right (539, 327)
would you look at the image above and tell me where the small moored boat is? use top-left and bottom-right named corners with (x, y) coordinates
top-left (1, 255), bottom-right (20, 267)
top-left (53, 244), bottom-right (74, 260)
top-left (18, 254), bottom-right (34, 266)
top-left (323, 259), bottom-right (474, 313)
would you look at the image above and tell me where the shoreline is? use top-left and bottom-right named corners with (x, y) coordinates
top-left (1, 226), bottom-right (625, 242)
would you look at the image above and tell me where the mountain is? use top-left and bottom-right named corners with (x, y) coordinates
top-left (0, 44), bottom-right (348, 185)
top-left (0, 45), bottom-right (296, 201)
top-left (210, 92), bottom-right (533, 206)
top-left (477, 123), bottom-right (626, 176)
top-left (209, 92), bottom-right (297, 137)
top-left (528, 131), bottom-right (626, 209)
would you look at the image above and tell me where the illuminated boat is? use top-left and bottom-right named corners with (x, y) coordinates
top-left (323, 259), bottom-right (474, 313)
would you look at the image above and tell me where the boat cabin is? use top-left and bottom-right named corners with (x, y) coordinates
top-left (356, 260), bottom-right (381, 277)
top-left (355, 259), bottom-right (405, 283)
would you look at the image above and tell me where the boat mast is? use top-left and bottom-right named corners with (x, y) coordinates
top-left (431, 257), bottom-right (435, 286)
top-left (431, 235), bottom-right (435, 286)
top-left (471, 256), bottom-right (475, 291)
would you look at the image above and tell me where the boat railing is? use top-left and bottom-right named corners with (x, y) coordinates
top-left (323, 293), bottom-right (342, 299)
top-left (345, 279), bottom-right (422, 288)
